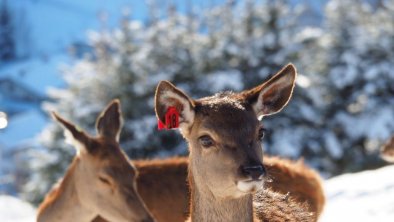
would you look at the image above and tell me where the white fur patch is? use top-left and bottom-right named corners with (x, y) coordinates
top-left (64, 130), bottom-right (86, 155)
top-left (161, 90), bottom-right (195, 131)
top-left (115, 117), bottom-right (123, 142)
top-left (237, 180), bottom-right (264, 193)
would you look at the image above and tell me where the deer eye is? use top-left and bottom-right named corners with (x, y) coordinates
top-left (199, 135), bottom-right (215, 148)
top-left (258, 128), bottom-right (266, 141)
top-left (98, 176), bottom-right (112, 185)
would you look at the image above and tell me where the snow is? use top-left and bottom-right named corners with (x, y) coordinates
top-left (1, 0), bottom-right (392, 215)
top-left (320, 165), bottom-right (394, 222)
top-left (0, 195), bottom-right (36, 222)
top-left (205, 70), bottom-right (244, 92)
top-left (337, 107), bottom-right (394, 140)
top-left (270, 128), bottom-right (302, 158)
top-left (1, 165), bottom-right (394, 222)
top-left (295, 27), bottom-right (323, 42)
top-left (324, 131), bottom-right (343, 159)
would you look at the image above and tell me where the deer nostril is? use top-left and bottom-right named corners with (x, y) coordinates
top-left (241, 164), bottom-right (266, 180)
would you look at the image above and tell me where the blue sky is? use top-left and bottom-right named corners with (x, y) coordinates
top-left (7, 0), bottom-right (228, 57)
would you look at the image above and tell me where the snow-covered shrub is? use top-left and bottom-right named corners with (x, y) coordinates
top-left (24, 0), bottom-right (316, 204)
top-left (303, 0), bottom-right (394, 174)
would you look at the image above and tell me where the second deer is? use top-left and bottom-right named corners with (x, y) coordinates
top-left (37, 100), bottom-right (155, 222)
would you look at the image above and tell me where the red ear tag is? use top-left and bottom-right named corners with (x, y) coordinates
top-left (157, 119), bottom-right (166, 130)
top-left (157, 107), bottom-right (180, 130)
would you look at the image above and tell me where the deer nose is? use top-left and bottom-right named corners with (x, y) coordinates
top-left (241, 164), bottom-right (266, 180)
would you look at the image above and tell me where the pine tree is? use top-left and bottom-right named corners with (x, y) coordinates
top-left (308, 0), bottom-right (394, 174)
top-left (0, 0), bottom-right (15, 61)
top-left (24, 0), bottom-right (321, 203)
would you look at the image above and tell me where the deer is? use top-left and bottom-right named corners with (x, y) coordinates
top-left (37, 100), bottom-right (155, 222)
top-left (94, 155), bottom-right (324, 222)
top-left (154, 63), bottom-right (318, 221)
top-left (94, 65), bottom-right (324, 222)
top-left (381, 135), bottom-right (394, 162)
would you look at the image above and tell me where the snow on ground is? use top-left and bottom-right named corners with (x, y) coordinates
top-left (320, 165), bottom-right (394, 222)
top-left (0, 195), bottom-right (35, 222)
top-left (1, 165), bottom-right (394, 221)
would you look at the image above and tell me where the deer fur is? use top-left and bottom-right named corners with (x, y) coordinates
top-left (37, 100), bottom-right (155, 222)
top-left (94, 155), bottom-right (324, 222)
top-left (154, 64), bottom-right (320, 222)
top-left (381, 135), bottom-right (394, 162)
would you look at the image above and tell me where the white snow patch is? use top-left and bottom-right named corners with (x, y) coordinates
top-left (296, 74), bottom-right (311, 88)
top-left (0, 195), bottom-right (36, 222)
top-left (271, 128), bottom-right (302, 157)
top-left (205, 70), bottom-right (244, 92)
top-left (337, 107), bottom-right (394, 140)
top-left (320, 165), bottom-right (394, 222)
top-left (124, 116), bottom-right (157, 146)
top-left (324, 131), bottom-right (343, 159)
top-left (295, 27), bottom-right (323, 42)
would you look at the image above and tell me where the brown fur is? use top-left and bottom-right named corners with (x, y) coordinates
top-left (94, 155), bottom-right (324, 222)
top-left (381, 135), bottom-right (394, 162)
top-left (253, 188), bottom-right (314, 222)
top-left (37, 158), bottom-right (79, 219)
top-left (38, 100), bottom-right (154, 222)
top-left (264, 157), bottom-right (325, 216)
top-left (154, 64), bottom-right (321, 222)
top-left (95, 64), bottom-right (324, 222)
top-left (134, 158), bottom-right (190, 222)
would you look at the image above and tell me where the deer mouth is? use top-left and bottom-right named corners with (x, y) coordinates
top-left (236, 179), bottom-right (264, 193)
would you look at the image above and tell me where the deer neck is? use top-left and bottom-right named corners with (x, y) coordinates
top-left (37, 158), bottom-right (95, 222)
top-left (188, 165), bottom-right (255, 222)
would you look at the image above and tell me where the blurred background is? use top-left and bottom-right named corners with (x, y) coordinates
top-left (0, 0), bottom-right (393, 207)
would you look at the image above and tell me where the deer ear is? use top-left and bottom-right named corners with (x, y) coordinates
top-left (155, 81), bottom-right (195, 130)
top-left (52, 112), bottom-right (90, 154)
top-left (244, 64), bottom-right (296, 119)
top-left (96, 99), bottom-right (123, 142)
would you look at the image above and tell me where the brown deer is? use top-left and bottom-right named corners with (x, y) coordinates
top-left (155, 63), bottom-right (317, 221)
top-left (381, 135), bottom-right (394, 162)
top-left (94, 154), bottom-right (324, 222)
top-left (134, 155), bottom-right (324, 220)
top-left (94, 65), bottom-right (324, 222)
top-left (37, 100), bottom-right (155, 222)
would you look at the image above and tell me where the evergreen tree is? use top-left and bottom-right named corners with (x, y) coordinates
top-left (25, 1), bottom-right (318, 204)
top-left (0, 0), bottom-right (15, 61)
top-left (308, 0), bottom-right (394, 174)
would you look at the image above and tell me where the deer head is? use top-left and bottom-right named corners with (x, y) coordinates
top-left (53, 100), bottom-right (154, 222)
top-left (155, 64), bottom-right (296, 199)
